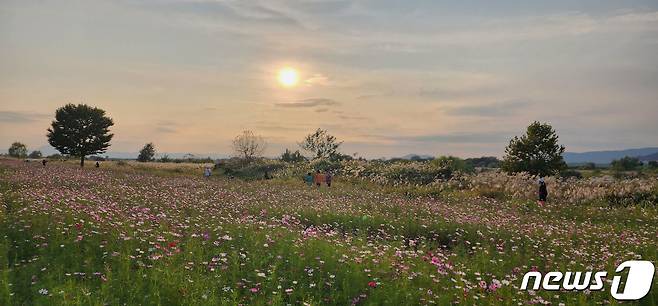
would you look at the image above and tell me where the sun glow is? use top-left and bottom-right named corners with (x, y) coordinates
top-left (277, 67), bottom-right (299, 87)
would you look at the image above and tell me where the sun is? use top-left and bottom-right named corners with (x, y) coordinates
top-left (277, 67), bottom-right (299, 87)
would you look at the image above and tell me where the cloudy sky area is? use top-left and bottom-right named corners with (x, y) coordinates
top-left (1, 0), bottom-right (658, 158)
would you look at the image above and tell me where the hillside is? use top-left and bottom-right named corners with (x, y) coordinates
top-left (639, 152), bottom-right (658, 161)
top-left (563, 147), bottom-right (658, 164)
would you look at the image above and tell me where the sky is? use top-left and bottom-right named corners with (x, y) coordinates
top-left (1, 0), bottom-right (658, 159)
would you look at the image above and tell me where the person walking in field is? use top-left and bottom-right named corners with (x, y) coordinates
top-left (95, 161), bottom-right (100, 168)
top-left (304, 172), bottom-right (313, 186)
top-left (313, 170), bottom-right (325, 187)
top-left (204, 166), bottom-right (212, 178)
top-left (538, 177), bottom-right (548, 206)
top-left (325, 171), bottom-right (333, 187)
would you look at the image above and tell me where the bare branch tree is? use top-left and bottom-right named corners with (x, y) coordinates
top-left (232, 130), bottom-right (267, 161)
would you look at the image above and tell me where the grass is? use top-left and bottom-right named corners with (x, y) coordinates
top-left (0, 159), bottom-right (656, 305)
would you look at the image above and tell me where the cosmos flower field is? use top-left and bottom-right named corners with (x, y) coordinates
top-left (0, 159), bottom-right (656, 305)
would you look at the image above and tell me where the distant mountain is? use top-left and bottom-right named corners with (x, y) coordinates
top-left (639, 152), bottom-right (658, 161)
top-left (563, 147), bottom-right (658, 165)
top-left (398, 154), bottom-right (434, 160)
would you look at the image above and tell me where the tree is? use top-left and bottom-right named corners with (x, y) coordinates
top-left (47, 153), bottom-right (63, 159)
top-left (648, 161), bottom-right (658, 169)
top-left (47, 104), bottom-right (114, 167)
top-left (298, 128), bottom-right (343, 160)
top-left (137, 143), bottom-right (156, 162)
top-left (611, 156), bottom-right (643, 171)
top-left (232, 130), bottom-right (266, 161)
top-left (280, 149), bottom-right (306, 163)
top-left (465, 156), bottom-right (501, 168)
top-left (159, 154), bottom-right (171, 163)
top-left (409, 155), bottom-right (433, 161)
top-left (431, 156), bottom-right (474, 173)
top-left (502, 121), bottom-right (566, 177)
top-left (28, 150), bottom-right (43, 159)
top-left (579, 162), bottom-right (597, 170)
top-left (8, 142), bottom-right (27, 158)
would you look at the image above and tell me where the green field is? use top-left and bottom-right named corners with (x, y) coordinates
top-left (0, 158), bottom-right (656, 305)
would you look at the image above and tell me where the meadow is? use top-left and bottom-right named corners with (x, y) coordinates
top-left (0, 158), bottom-right (656, 305)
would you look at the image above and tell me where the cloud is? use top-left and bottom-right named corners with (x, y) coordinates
top-left (253, 121), bottom-right (308, 132)
top-left (275, 98), bottom-right (340, 108)
top-left (332, 110), bottom-right (368, 121)
top-left (304, 74), bottom-right (330, 86)
top-left (138, 0), bottom-right (307, 34)
top-left (355, 90), bottom-right (396, 100)
top-left (0, 111), bottom-right (49, 123)
top-left (444, 100), bottom-right (531, 117)
top-left (418, 85), bottom-right (501, 100)
top-left (391, 131), bottom-right (513, 144)
top-left (155, 126), bottom-right (177, 134)
top-left (609, 11), bottom-right (658, 24)
top-left (154, 120), bottom-right (178, 134)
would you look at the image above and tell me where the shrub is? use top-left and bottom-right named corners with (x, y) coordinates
top-left (578, 162), bottom-right (597, 170)
top-left (28, 150), bottom-right (43, 159)
top-left (383, 163), bottom-right (451, 185)
top-left (215, 158), bottom-right (287, 180)
top-left (474, 187), bottom-right (508, 201)
top-left (611, 156), bottom-right (643, 171)
top-left (604, 190), bottom-right (658, 207)
top-left (648, 161), bottom-right (658, 169)
top-left (159, 154), bottom-right (172, 163)
top-left (465, 156), bottom-right (501, 168)
top-left (467, 170), bottom-right (657, 205)
top-left (310, 158), bottom-right (341, 172)
top-left (431, 156), bottom-right (473, 173)
top-left (280, 149), bottom-right (306, 163)
top-left (559, 169), bottom-right (582, 179)
top-left (47, 153), bottom-right (64, 160)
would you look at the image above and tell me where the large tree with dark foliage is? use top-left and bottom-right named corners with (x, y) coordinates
top-left (47, 104), bottom-right (114, 167)
top-left (502, 121), bottom-right (566, 177)
top-left (8, 142), bottom-right (27, 158)
top-left (137, 143), bottom-right (156, 162)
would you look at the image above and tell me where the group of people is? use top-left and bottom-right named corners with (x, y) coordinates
top-left (305, 170), bottom-right (333, 187)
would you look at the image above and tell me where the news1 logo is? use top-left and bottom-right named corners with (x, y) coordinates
top-left (520, 260), bottom-right (655, 300)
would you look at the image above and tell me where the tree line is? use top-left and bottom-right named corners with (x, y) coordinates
top-left (11, 103), bottom-right (650, 177)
